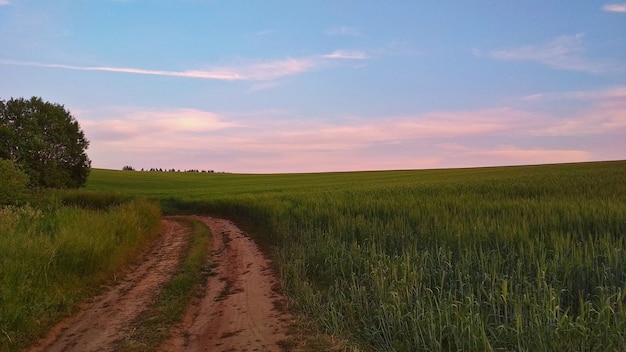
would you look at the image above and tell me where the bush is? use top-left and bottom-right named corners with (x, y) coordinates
top-left (0, 159), bottom-right (30, 205)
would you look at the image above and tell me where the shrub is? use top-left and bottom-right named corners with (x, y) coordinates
top-left (0, 159), bottom-right (30, 205)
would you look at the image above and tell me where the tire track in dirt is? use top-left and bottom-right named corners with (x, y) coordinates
top-left (26, 219), bottom-right (190, 352)
top-left (161, 217), bottom-right (296, 352)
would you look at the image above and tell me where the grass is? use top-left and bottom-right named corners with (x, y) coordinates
top-left (0, 195), bottom-right (161, 351)
top-left (32, 160), bottom-right (626, 350)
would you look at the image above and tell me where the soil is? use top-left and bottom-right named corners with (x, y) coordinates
top-left (24, 217), bottom-right (298, 352)
top-left (161, 217), bottom-right (296, 352)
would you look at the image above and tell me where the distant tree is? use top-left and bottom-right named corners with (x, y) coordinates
top-left (0, 159), bottom-right (30, 205)
top-left (122, 165), bottom-right (135, 171)
top-left (0, 97), bottom-right (91, 188)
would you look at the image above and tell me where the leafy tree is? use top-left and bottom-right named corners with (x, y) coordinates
top-left (0, 159), bottom-right (30, 205)
top-left (0, 97), bottom-right (91, 188)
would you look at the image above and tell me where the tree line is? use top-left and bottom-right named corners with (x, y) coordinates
top-left (123, 166), bottom-right (216, 173)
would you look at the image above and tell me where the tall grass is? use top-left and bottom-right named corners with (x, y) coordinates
top-left (0, 196), bottom-right (160, 351)
top-left (88, 161), bottom-right (626, 350)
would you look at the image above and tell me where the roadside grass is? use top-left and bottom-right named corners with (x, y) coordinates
top-left (87, 160), bottom-right (626, 351)
top-left (115, 216), bottom-right (213, 352)
top-left (54, 189), bottom-right (134, 210)
top-left (0, 195), bottom-right (160, 351)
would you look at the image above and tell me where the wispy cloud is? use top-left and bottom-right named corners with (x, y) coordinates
top-left (488, 33), bottom-right (624, 74)
top-left (322, 50), bottom-right (368, 60)
top-left (82, 108), bottom-right (239, 144)
top-left (523, 85), bottom-right (626, 102)
top-left (0, 0), bottom-right (10, 6)
top-left (0, 51), bottom-right (368, 81)
top-left (522, 86), bottom-right (626, 136)
top-left (603, 3), bottom-right (626, 12)
top-left (0, 58), bottom-right (313, 81)
top-left (325, 26), bottom-right (362, 36)
top-left (235, 58), bottom-right (319, 80)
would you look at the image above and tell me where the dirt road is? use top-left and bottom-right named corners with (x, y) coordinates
top-left (161, 217), bottom-right (296, 352)
top-left (25, 217), bottom-right (297, 352)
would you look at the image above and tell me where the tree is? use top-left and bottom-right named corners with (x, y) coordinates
top-left (0, 97), bottom-right (91, 188)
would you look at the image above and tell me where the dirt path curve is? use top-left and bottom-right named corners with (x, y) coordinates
top-left (161, 217), bottom-right (296, 352)
top-left (26, 219), bottom-right (190, 352)
top-left (25, 217), bottom-right (298, 352)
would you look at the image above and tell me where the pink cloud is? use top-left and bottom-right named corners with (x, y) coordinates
top-left (471, 147), bottom-right (591, 165)
top-left (524, 86), bottom-right (626, 136)
top-left (430, 143), bottom-right (592, 169)
top-left (81, 108), bottom-right (238, 147)
top-left (322, 50), bottom-right (369, 60)
top-left (603, 4), bottom-right (626, 13)
top-left (80, 86), bottom-right (625, 172)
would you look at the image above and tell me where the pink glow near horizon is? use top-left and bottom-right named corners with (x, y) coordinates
top-left (80, 86), bottom-right (625, 173)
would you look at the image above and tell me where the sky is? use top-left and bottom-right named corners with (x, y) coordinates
top-left (1, 1), bottom-right (625, 173)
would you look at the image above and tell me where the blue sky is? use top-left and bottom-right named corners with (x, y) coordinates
top-left (1, 1), bottom-right (625, 173)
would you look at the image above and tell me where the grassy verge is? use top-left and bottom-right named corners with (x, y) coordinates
top-left (116, 216), bottom-right (213, 351)
top-left (0, 195), bottom-right (161, 351)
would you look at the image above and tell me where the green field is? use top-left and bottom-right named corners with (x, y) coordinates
top-left (2, 161), bottom-right (624, 351)
top-left (84, 161), bottom-right (626, 351)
